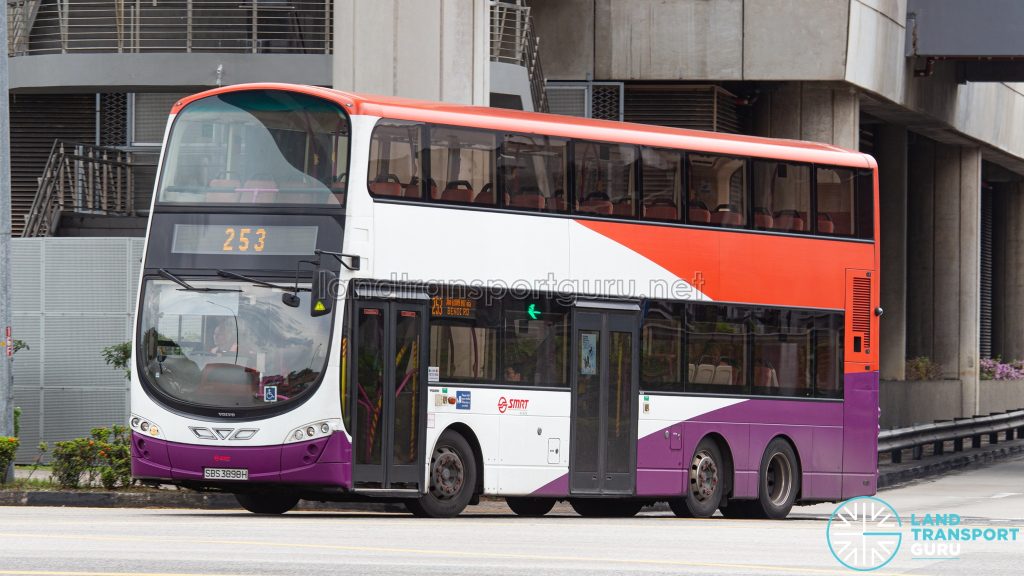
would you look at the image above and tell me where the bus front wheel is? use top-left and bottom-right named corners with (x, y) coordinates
top-left (673, 437), bottom-right (725, 518)
top-left (235, 492), bottom-right (300, 515)
top-left (406, 430), bottom-right (477, 518)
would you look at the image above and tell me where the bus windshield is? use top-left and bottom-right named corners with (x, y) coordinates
top-left (138, 279), bottom-right (332, 412)
top-left (158, 90), bottom-right (349, 206)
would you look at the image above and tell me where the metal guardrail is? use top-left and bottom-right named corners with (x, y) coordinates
top-left (490, 0), bottom-right (548, 113)
top-left (22, 140), bottom-right (141, 237)
top-left (7, 0), bottom-right (332, 56)
top-left (879, 409), bottom-right (1024, 464)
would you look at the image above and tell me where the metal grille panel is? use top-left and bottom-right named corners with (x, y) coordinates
top-left (981, 187), bottom-right (993, 359)
top-left (42, 388), bottom-right (128, 445)
top-left (100, 93), bottom-right (129, 147)
top-left (591, 86), bottom-right (622, 121)
top-left (44, 239), bottom-right (129, 313)
top-left (547, 85), bottom-right (588, 117)
top-left (133, 93), bottom-right (184, 144)
top-left (11, 240), bottom-right (42, 311)
top-left (12, 387), bottom-right (43, 461)
top-left (624, 85), bottom-right (740, 134)
top-left (852, 277), bottom-right (872, 350)
top-left (9, 237), bottom-right (143, 463)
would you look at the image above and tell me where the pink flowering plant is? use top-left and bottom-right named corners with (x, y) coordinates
top-left (0, 436), bottom-right (19, 483)
top-left (979, 357), bottom-right (1024, 381)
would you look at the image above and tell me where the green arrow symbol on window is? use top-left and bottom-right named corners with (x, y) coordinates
top-left (527, 303), bottom-right (541, 320)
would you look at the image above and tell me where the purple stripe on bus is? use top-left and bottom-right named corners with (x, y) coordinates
top-left (531, 473), bottom-right (569, 497)
top-left (130, 431), bottom-right (353, 488)
top-left (534, 371), bottom-right (878, 501)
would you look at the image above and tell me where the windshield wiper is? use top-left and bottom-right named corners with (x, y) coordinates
top-left (159, 269), bottom-right (240, 292)
top-left (216, 270), bottom-right (310, 293)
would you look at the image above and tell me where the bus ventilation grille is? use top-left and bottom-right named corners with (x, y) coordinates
top-left (852, 277), bottom-right (872, 350)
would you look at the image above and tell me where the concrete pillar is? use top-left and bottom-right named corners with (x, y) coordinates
top-left (906, 136), bottom-right (935, 360)
top-left (877, 125), bottom-right (908, 381)
top-left (993, 183), bottom-right (1024, 360)
top-left (333, 0), bottom-right (489, 104)
top-left (754, 82), bottom-right (859, 150)
top-left (932, 143), bottom-right (962, 378)
top-left (958, 148), bottom-right (982, 417)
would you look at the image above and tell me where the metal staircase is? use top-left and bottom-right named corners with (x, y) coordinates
top-left (6, 0), bottom-right (42, 55)
top-left (22, 141), bottom-right (139, 237)
top-left (489, 0), bottom-right (548, 113)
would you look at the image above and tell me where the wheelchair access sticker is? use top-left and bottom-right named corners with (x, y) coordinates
top-left (263, 386), bottom-right (278, 403)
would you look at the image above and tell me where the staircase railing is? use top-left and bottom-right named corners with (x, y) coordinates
top-left (22, 141), bottom-right (137, 237)
top-left (490, 1), bottom-right (548, 113)
top-left (7, 0), bottom-right (332, 56)
top-left (6, 0), bottom-right (41, 55)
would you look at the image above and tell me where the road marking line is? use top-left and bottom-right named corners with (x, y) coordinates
top-left (0, 572), bottom-right (244, 576)
top-left (0, 532), bottom-right (919, 576)
top-left (991, 493), bottom-right (1020, 499)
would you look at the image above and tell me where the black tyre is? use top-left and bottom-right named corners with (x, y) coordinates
top-left (753, 438), bottom-right (800, 520)
top-left (405, 430), bottom-right (477, 518)
top-left (235, 492), bottom-right (300, 515)
top-left (679, 437), bottom-right (726, 518)
top-left (719, 499), bottom-right (761, 519)
top-left (569, 498), bottom-right (644, 518)
top-left (506, 497), bottom-right (556, 517)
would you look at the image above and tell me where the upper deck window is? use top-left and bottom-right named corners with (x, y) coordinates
top-left (158, 90), bottom-right (349, 207)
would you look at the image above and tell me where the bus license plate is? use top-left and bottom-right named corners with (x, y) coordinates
top-left (204, 468), bottom-right (249, 481)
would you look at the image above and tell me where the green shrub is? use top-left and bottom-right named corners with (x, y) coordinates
top-left (0, 436), bottom-right (19, 484)
top-left (102, 342), bottom-right (132, 380)
top-left (51, 426), bottom-right (133, 489)
top-left (905, 356), bottom-right (942, 381)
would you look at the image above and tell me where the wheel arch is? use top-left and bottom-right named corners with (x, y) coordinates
top-left (439, 422), bottom-right (485, 497)
top-left (763, 433), bottom-right (804, 500)
top-left (695, 431), bottom-right (735, 498)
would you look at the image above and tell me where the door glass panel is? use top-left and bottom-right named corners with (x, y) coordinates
top-left (606, 331), bottom-right (633, 474)
top-left (356, 308), bottom-right (384, 466)
top-left (573, 330), bottom-right (601, 475)
top-left (392, 310), bottom-right (421, 466)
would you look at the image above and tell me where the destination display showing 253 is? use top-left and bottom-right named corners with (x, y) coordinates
top-left (171, 224), bottom-right (319, 256)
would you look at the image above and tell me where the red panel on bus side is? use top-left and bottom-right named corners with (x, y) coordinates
top-left (845, 269), bottom-right (876, 366)
top-left (576, 219), bottom-right (874, 310)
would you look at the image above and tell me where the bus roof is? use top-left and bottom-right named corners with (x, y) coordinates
top-left (172, 82), bottom-right (876, 169)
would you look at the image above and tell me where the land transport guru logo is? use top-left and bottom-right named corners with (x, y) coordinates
top-left (826, 496), bottom-right (1020, 571)
top-left (827, 497), bottom-right (902, 571)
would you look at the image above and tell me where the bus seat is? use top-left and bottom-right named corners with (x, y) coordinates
top-left (688, 363), bottom-right (696, 382)
top-left (643, 198), bottom-right (678, 220)
top-left (474, 183), bottom-right (497, 205)
top-left (207, 179), bottom-right (240, 202)
top-left (442, 181), bottom-right (474, 202)
top-left (754, 207), bottom-right (774, 229)
top-left (580, 192), bottom-right (613, 215)
top-left (612, 198), bottom-right (635, 217)
top-left (238, 180), bottom-right (278, 203)
top-left (774, 209), bottom-right (804, 232)
top-left (693, 363), bottom-right (715, 384)
top-left (711, 206), bottom-right (742, 226)
top-left (712, 365), bottom-right (733, 386)
top-left (688, 200), bottom-right (711, 223)
top-left (403, 181), bottom-right (422, 199)
top-left (369, 181), bottom-right (403, 196)
top-left (817, 212), bottom-right (835, 234)
top-left (510, 193), bottom-right (545, 209)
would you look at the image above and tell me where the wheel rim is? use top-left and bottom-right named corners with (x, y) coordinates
top-left (689, 450), bottom-right (719, 502)
top-left (765, 452), bottom-right (793, 506)
top-left (429, 446), bottom-right (465, 500)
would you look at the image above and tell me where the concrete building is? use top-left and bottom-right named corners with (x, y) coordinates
top-left (5, 0), bottom-right (1024, 454)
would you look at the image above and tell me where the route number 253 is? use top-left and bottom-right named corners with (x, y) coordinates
top-left (223, 227), bottom-right (267, 252)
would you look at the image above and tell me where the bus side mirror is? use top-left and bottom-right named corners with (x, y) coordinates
top-left (311, 268), bottom-right (337, 317)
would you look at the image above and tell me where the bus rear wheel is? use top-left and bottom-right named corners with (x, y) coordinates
top-left (405, 430), bottom-right (477, 518)
top-left (754, 438), bottom-right (800, 519)
top-left (235, 492), bottom-right (300, 515)
top-left (506, 497), bottom-right (556, 517)
top-left (569, 498), bottom-right (643, 518)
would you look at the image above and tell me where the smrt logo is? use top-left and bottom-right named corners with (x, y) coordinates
top-left (497, 397), bottom-right (529, 414)
top-left (213, 455), bottom-right (231, 463)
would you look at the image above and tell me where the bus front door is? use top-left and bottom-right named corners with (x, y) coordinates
top-left (350, 300), bottom-right (427, 491)
top-left (570, 309), bottom-right (639, 495)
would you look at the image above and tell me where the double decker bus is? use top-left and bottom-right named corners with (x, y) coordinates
top-left (131, 83), bottom-right (879, 519)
